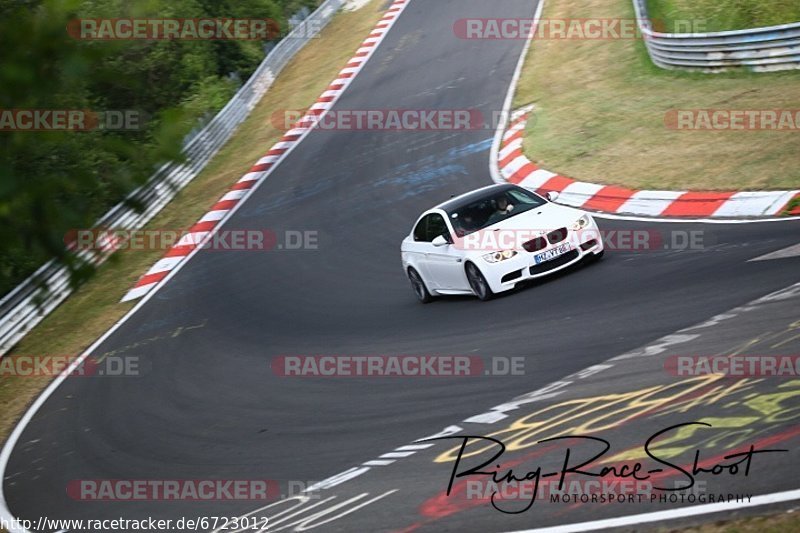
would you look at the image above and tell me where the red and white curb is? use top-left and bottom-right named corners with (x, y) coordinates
top-left (121, 0), bottom-right (409, 302)
top-left (498, 105), bottom-right (800, 219)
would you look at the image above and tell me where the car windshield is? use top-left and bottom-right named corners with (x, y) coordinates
top-left (445, 187), bottom-right (547, 237)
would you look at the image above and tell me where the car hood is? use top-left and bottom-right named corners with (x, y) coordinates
top-left (479, 202), bottom-right (583, 235)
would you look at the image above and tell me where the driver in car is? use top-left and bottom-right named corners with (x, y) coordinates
top-left (487, 194), bottom-right (514, 225)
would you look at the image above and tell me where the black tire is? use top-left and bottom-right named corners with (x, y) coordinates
top-left (465, 262), bottom-right (494, 301)
top-left (407, 267), bottom-right (433, 303)
top-left (593, 250), bottom-right (605, 261)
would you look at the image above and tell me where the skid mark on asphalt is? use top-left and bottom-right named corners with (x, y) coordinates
top-left (405, 77), bottom-right (468, 99)
top-left (237, 179), bottom-right (335, 218)
top-left (381, 164), bottom-right (467, 196)
top-left (371, 138), bottom-right (493, 200)
top-left (370, 30), bottom-right (423, 77)
top-left (381, 137), bottom-right (492, 177)
top-left (207, 136), bottom-right (492, 219)
top-left (97, 319), bottom-right (208, 360)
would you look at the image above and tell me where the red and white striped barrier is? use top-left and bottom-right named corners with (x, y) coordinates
top-left (121, 0), bottom-right (409, 302)
top-left (498, 106), bottom-right (800, 219)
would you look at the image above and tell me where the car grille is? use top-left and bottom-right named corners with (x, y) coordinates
top-left (547, 227), bottom-right (568, 244)
top-left (529, 250), bottom-right (579, 275)
top-left (522, 236), bottom-right (548, 252)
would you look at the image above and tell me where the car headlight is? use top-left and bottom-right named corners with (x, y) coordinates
top-left (571, 215), bottom-right (591, 231)
top-left (482, 250), bottom-right (517, 263)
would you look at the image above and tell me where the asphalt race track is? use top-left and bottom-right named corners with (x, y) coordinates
top-left (3, 0), bottom-right (800, 531)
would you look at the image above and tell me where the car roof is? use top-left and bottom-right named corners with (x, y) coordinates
top-left (434, 183), bottom-right (515, 213)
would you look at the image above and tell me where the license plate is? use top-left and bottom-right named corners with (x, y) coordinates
top-left (533, 243), bottom-right (571, 265)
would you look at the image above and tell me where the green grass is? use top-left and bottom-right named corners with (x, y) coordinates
top-left (514, 0), bottom-right (800, 191)
top-left (0, 0), bottom-right (387, 450)
top-left (647, 0), bottom-right (800, 33)
top-left (666, 510), bottom-right (800, 532)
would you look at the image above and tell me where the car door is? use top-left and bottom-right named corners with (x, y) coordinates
top-left (407, 214), bottom-right (440, 288)
top-left (422, 213), bottom-right (468, 291)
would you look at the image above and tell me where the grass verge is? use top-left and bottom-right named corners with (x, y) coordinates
top-left (514, 0), bottom-right (800, 191)
top-left (646, 0), bottom-right (800, 33)
top-left (667, 510), bottom-right (800, 532)
top-left (0, 0), bottom-right (385, 451)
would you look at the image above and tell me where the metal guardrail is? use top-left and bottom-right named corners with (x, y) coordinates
top-left (633, 0), bottom-right (800, 71)
top-left (0, 0), bottom-right (344, 357)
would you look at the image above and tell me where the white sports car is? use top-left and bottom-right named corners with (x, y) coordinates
top-left (401, 183), bottom-right (604, 302)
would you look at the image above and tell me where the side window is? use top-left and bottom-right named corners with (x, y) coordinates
top-left (413, 216), bottom-right (430, 242)
top-left (413, 214), bottom-right (449, 242)
top-left (426, 214), bottom-right (448, 242)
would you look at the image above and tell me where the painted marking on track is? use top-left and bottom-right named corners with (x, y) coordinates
top-left (397, 443), bottom-right (434, 451)
top-left (749, 242), bottom-right (800, 262)
top-left (380, 451), bottom-right (415, 458)
top-left (211, 490), bottom-right (398, 533)
top-left (305, 467), bottom-right (371, 492)
top-left (610, 334), bottom-right (700, 361)
top-left (364, 459), bottom-right (395, 466)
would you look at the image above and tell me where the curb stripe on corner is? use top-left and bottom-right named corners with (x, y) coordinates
top-left (497, 109), bottom-right (800, 219)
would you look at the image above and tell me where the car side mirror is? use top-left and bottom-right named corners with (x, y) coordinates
top-left (546, 191), bottom-right (560, 202)
top-left (432, 235), bottom-right (449, 247)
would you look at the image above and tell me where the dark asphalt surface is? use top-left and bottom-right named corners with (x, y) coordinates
top-left (289, 278), bottom-right (800, 533)
top-left (3, 0), bottom-right (800, 531)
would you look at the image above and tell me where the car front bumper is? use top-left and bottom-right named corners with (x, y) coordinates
top-left (482, 223), bottom-right (604, 294)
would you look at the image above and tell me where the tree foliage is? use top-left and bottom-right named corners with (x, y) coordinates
top-left (0, 0), bottom-right (317, 296)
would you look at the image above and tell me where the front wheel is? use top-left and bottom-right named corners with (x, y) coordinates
top-left (408, 267), bottom-right (433, 303)
top-left (466, 263), bottom-right (494, 301)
